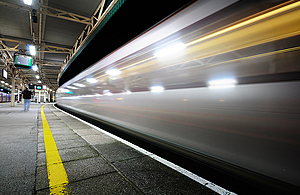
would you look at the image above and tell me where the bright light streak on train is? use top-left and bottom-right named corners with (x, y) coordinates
top-left (57, 88), bottom-right (71, 94)
top-left (86, 78), bottom-right (98, 83)
top-left (106, 69), bottom-right (121, 76)
top-left (154, 42), bottom-right (186, 58)
top-left (73, 83), bottom-right (86, 87)
top-left (65, 86), bottom-right (78, 89)
top-left (186, 1), bottom-right (300, 47)
top-left (208, 79), bottom-right (237, 89)
top-left (150, 86), bottom-right (165, 92)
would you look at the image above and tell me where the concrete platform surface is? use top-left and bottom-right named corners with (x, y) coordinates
top-left (0, 103), bottom-right (221, 194)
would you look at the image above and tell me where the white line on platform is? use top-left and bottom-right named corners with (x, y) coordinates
top-left (54, 104), bottom-right (237, 195)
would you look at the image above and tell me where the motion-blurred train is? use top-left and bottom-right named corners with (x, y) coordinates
top-left (56, 0), bottom-right (300, 193)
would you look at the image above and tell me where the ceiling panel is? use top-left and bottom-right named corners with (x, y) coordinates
top-left (0, 6), bottom-right (30, 39)
top-left (48, 0), bottom-right (102, 17)
top-left (44, 16), bottom-right (85, 46)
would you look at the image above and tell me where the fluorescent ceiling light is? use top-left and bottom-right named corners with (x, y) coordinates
top-left (43, 85), bottom-right (47, 89)
top-left (23, 0), bottom-right (32, 5)
top-left (29, 45), bottom-right (36, 55)
top-left (150, 86), bottom-right (164, 92)
top-left (105, 69), bottom-right (121, 76)
top-left (73, 83), bottom-right (85, 87)
top-left (35, 75), bottom-right (40, 79)
top-left (32, 65), bottom-right (38, 71)
top-left (86, 78), bottom-right (98, 83)
top-left (208, 79), bottom-right (237, 89)
top-left (154, 42), bottom-right (186, 58)
top-left (38, 80), bottom-right (41, 83)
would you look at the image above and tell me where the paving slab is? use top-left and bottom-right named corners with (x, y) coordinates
top-left (81, 133), bottom-right (117, 145)
top-left (58, 146), bottom-right (99, 162)
top-left (94, 141), bottom-right (146, 162)
top-left (64, 157), bottom-right (115, 182)
top-left (72, 128), bottom-right (103, 136)
top-left (65, 122), bottom-right (91, 130)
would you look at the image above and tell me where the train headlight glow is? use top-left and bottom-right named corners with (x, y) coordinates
top-left (154, 42), bottom-right (186, 58)
top-left (208, 79), bottom-right (237, 89)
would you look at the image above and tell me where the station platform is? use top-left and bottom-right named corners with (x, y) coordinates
top-left (0, 102), bottom-right (232, 194)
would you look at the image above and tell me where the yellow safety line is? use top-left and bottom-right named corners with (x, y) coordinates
top-left (41, 105), bottom-right (71, 194)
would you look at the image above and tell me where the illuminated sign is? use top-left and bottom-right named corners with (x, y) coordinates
top-left (14, 55), bottom-right (33, 69)
top-left (2, 69), bottom-right (7, 79)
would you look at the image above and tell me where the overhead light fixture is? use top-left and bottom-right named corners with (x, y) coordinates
top-left (43, 85), bottom-right (47, 90)
top-left (29, 45), bottom-right (36, 56)
top-left (36, 75), bottom-right (40, 79)
top-left (86, 78), bottom-right (98, 84)
top-left (23, 0), bottom-right (32, 5)
top-left (38, 80), bottom-right (41, 83)
top-left (208, 79), bottom-right (237, 89)
top-left (154, 42), bottom-right (186, 58)
top-left (150, 86), bottom-right (164, 92)
top-left (2, 69), bottom-right (7, 79)
top-left (105, 69), bottom-right (121, 76)
top-left (32, 65), bottom-right (38, 71)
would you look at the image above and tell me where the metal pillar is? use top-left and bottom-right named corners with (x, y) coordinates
top-left (21, 83), bottom-right (25, 104)
top-left (10, 76), bottom-right (15, 107)
top-left (17, 85), bottom-right (20, 102)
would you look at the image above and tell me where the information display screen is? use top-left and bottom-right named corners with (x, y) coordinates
top-left (14, 55), bottom-right (33, 69)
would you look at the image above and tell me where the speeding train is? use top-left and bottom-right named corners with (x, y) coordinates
top-left (56, 0), bottom-right (300, 193)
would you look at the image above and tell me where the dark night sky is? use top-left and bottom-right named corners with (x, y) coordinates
top-left (59, 0), bottom-right (196, 86)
